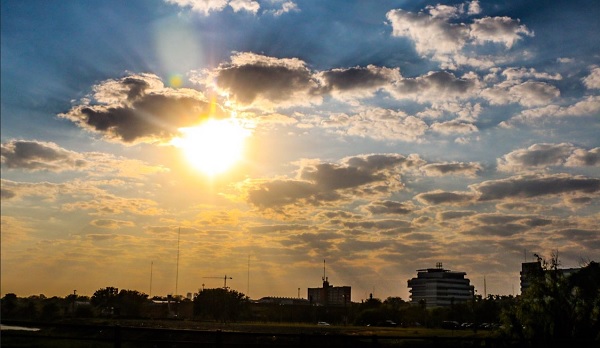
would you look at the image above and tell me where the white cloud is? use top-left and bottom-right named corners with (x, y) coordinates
top-left (467, 0), bottom-right (481, 15)
top-left (165, 0), bottom-right (228, 15)
top-left (321, 108), bottom-right (428, 142)
top-left (386, 5), bottom-right (533, 68)
top-left (582, 66), bottom-right (600, 89)
top-left (504, 95), bottom-right (600, 126)
top-left (482, 80), bottom-right (560, 107)
top-left (229, 0), bottom-right (260, 14)
top-left (469, 16), bottom-right (533, 48)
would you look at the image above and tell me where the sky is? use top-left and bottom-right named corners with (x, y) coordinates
top-left (1, 0), bottom-right (599, 302)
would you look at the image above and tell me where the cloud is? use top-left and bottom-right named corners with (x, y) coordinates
top-left (430, 120), bottom-right (478, 135)
top-left (501, 67), bottom-right (562, 81)
top-left (165, 0), bottom-right (228, 15)
top-left (316, 65), bottom-right (401, 100)
top-left (60, 73), bottom-right (226, 144)
top-left (1, 139), bottom-right (168, 178)
top-left (321, 108), bottom-right (429, 142)
top-left (469, 16), bottom-right (533, 48)
top-left (389, 71), bottom-right (479, 102)
top-left (565, 147), bottom-right (600, 167)
top-left (193, 52), bottom-right (320, 109)
top-left (467, 0), bottom-right (481, 15)
top-left (437, 210), bottom-right (476, 221)
top-left (386, 8), bottom-right (469, 65)
top-left (498, 143), bottom-right (575, 172)
top-left (481, 80), bottom-right (560, 107)
top-left (421, 161), bottom-right (482, 177)
top-left (229, 0), bottom-right (260, 14)
top-left (266, 1), bottom-right (299, 16)
top-left (363, 200), bottom-right (415, 215)
top-left (164, 0), bottom-right (259, 15)
top-left (472, 173), bottom-right (600, 201)
top-left (194, 53), bottom-right (483, 113)
top-left (582, 66), bottom-right (600, 89)
top-left (243, 154), bottom-right (420, 211)
top-left (498, 143), bottom-right (600, 172)
top-left (90, 219), bottom-right (135, 229)
top-left (1, 140), bottom-right (87, 172)
top-left (415, 190), bottom-right (476, 205)
top-left (502, 95), bottom-right (600, 126)
top-left (386, 4), bottom-right (532, 68)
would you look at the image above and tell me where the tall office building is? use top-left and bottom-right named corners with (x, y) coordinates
top-left (308, 277), bottom-right (351, 306)
top-left (407, 263), bottom-right (474, 308)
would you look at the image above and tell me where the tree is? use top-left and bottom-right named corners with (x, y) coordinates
top-left (117, 289), bottom-right (149, 317)
top-left (502, 254), bottom-right (600, 343)
top-left (91, 286), bottom-right (119, 315)
top-left (193, 288), bottom-right (249, 322)
top-left (1, 293), bottom-right (18, 318)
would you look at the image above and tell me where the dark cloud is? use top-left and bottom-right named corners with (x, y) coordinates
top-left (566, 147), bottom-right (600, 167)
top-left (248, 224), bottom-right (310, 234)
top-left (316, 65), bottom-right (400, 97)
top-left (60, 74), bottom-right (226, 144)
top-left (421, 161), bottom-right (482, 177)
top-left (463, 223), bottom-right (530, 237)
top-left (245, 154), bottom-right (413, 210)
top-left (363, 200), bottom-right (414, 215)
top-left (1, 188), bottom-right (16, 200)
top-left (437, 210), bottom-right (476, 221)
top-left (430, 120), bottom-right (478, 135)
top-left (342, 219), bottom-right (412, 231)
top-left (197, 53), bottom-right (319, 108)
top-left (415, 190), bottom-right (476, 205)
top-left (391, 71), bottom-right (478, 101)
top-left (472, 213), bottom-right (550, 226)
top-left (472, 174), bottom-right (600, 201)
top-left (1, 140), bottom-right (87, 171)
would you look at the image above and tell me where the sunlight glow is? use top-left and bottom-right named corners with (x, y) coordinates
top-left (172, 119), bottom-right (251, 176)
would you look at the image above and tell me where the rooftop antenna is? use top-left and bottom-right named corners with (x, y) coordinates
top-left (436, 262), bottom-right (443, 269)
top-left (323, 259), bottom-right (326, 281)
top-left (175, 227), bottom-right (180, 296)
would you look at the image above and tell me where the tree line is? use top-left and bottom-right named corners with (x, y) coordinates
top-left (2, 258), bottom-right (598, 343)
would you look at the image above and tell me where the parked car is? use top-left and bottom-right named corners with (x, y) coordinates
top-left (317, 321), bottom-right (330, 326)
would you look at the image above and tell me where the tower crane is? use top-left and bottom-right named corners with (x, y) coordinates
top-left (203, 275), bottom-right (232, 289)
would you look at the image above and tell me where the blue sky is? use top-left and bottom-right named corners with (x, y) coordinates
top-left (2, 0), bottom-right (599, 301)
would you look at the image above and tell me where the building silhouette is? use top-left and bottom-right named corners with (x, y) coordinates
top-left (308, 277), bottom-right (351, 306)
top-left (407, 263), bottom-right (474, 308)
top-left (520, 260), bottom-right (581, 294)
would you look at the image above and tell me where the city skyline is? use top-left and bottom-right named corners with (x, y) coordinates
top-left (2, 0), bottom-right (599, 302)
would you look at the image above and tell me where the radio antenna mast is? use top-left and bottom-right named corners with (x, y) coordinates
top-left (150, 261), bottom-right (153, 297)
top-left (175, 227), bottom-right (180, 296)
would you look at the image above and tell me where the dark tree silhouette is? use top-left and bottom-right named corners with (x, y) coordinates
top-left (502, 255), bottom-right (600, 342)
top-left (193, 288), bottom-right (249, 322)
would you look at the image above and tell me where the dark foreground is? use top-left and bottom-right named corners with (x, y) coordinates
top-left (1, 320), bottom-right (597, 348)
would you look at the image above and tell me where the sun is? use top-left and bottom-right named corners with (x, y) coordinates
top-left (172, 118), bottom-right (251, 176)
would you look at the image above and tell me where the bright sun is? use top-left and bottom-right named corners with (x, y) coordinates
top-left (172, 118), bottom-right (251, 176)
